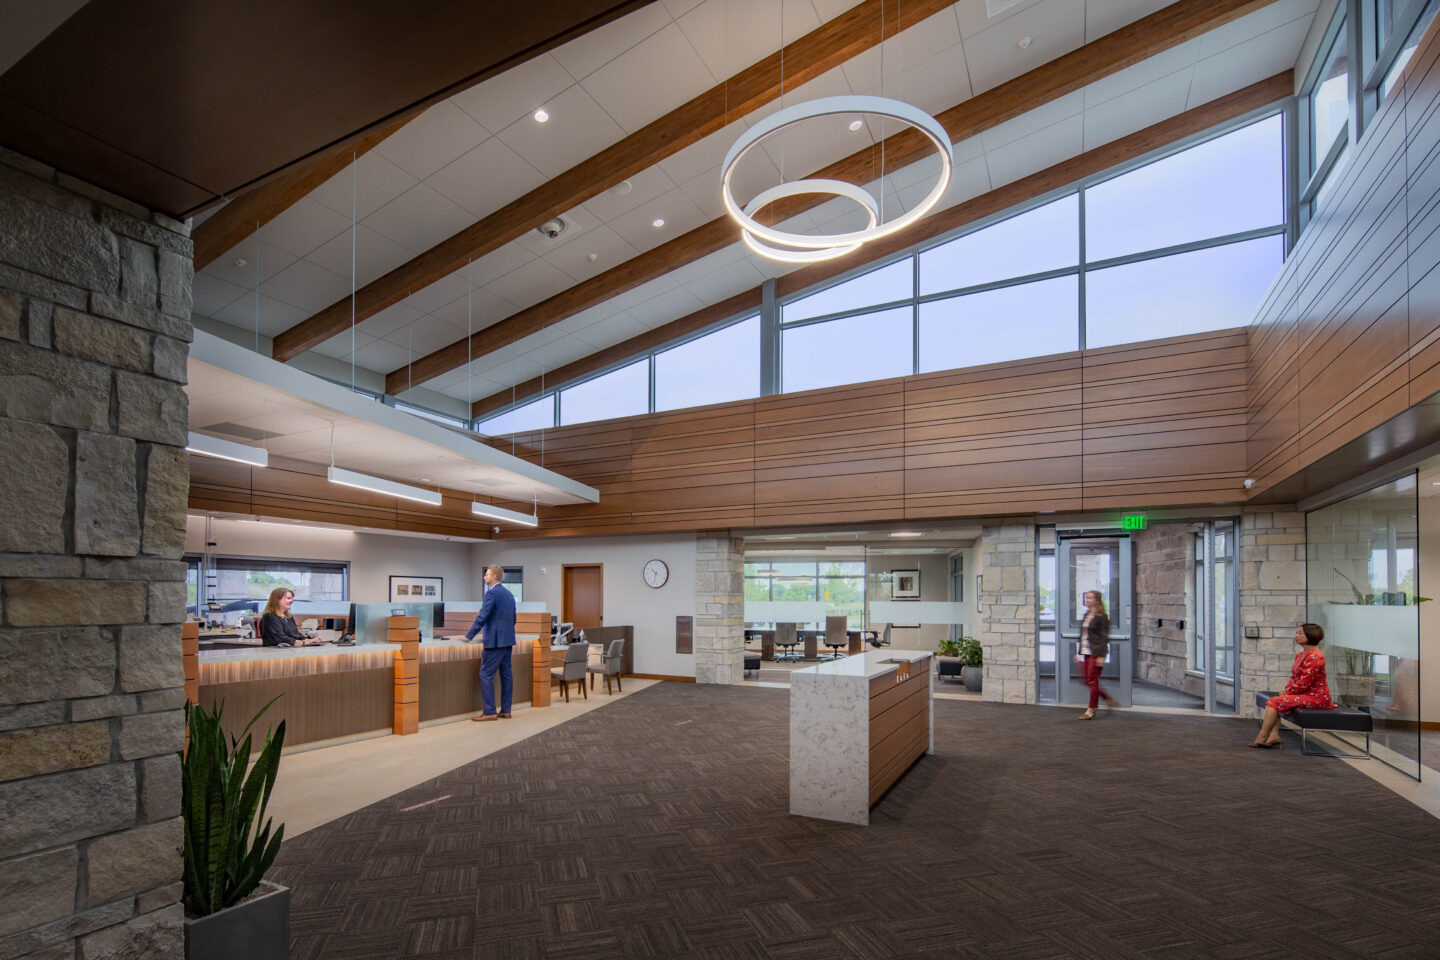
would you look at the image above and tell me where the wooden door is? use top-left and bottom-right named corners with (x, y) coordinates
top-left (563, 565), bottom-right (603, 629)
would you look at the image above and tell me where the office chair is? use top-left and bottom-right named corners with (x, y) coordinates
top-left (550, 640), bottom-right (589, 702)
top-left (822, 615), bottom-right (848, 660)
top-left (774, 622), bottom-right (800, 662)
top-left (587, 638), bottom-right (626, 694)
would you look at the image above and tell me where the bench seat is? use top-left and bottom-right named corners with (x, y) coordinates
top-left (1255, 691), bottom-right (1372, 757)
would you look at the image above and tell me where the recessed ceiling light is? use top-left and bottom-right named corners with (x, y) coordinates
top-left (533, 108), bottom-right (550, 123)
top-left (889, 531), bottom-right (924, 538)
top-left (612, 180), bottom-right (633, 196)
top-left (587, 252), bottom-right (598, 262)
top-left (233, 257), bottom-right (247, 267)
top-left (651, 218), bottom-right (665, 228)
top-left (1017, 35), bottom-right (1033, 49)
top-left (848, 119), bottom-right (864, 131)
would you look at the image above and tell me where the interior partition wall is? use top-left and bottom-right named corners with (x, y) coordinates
top-left (1305, 473), bottom-right (1421, 779)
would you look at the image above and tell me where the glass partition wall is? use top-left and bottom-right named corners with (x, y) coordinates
top-left (1305, 473), bottom-right (1421, 779)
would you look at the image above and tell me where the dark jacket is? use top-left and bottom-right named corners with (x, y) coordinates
top-left (466, 583), bottom-right (517, 649)
top-left (1080, 611), bottom-right (1110, 660)
top-left (260, 612), bottom-right (305, 646)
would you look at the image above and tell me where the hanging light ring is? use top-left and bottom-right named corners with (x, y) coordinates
top-left (738, 178), bottom-right (878, 263)
top-left (721, 95), bottom-right (955, 253)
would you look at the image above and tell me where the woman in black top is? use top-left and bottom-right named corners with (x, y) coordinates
top-left (1076, 590), bottom-right (1118, 720)
top-left (260, 587), bottom-right (313, 646)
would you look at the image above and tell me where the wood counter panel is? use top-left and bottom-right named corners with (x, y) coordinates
top-left (198, 670), bottom-right (393, 747)
top-left (421, 651), bottom-right (534, 720)
top-left (869, 681), bottom-right (929, 749)
top-left (868, 725), bottom-right (930, 805)
top-left (869, 657), bottom-right (930, 703)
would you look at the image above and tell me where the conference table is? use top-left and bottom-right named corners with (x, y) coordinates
top-left (744, 628), bottom-right (879, 661)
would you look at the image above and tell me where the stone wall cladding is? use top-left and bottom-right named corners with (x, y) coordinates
top-left (979, 522), bottom-right (1036, 704)
top-left (694, 535), bottom-right (744, 685)
top-left (1238, 507), bottom-right (1307, 718)
top-left (0, 148), bottom-right (191, 960)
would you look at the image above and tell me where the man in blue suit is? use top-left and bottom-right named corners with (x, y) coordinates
top-left (468, 564), bottom-right (516, 721)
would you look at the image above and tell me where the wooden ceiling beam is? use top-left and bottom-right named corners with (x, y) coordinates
top-left (192, 115), bottom-right (412, 271)
top-left (272, 0), bottom-right (957, 363)
top-left (468, 70), bottom-right (1292, 420)
top-left (386, 0), bottom-right (1282, 395)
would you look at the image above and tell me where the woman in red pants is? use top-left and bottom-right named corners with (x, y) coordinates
top-left (1250, 623), bottom-right (1334, 748)
top-left (1077, 590), bottom-right (1117, 720)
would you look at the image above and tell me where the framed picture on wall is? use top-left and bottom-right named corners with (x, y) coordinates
top-left (892, 569), bottom-right (920, 599)
top-left (390, 576), bottom-right (442, 602)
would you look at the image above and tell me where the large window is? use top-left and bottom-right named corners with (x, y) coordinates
top-left (559, 359), bottom-right (648, 426)
top-left (655, 316), bottom-right (760, 411)
top-left (208, 557), bottom-right (348, 606)
top-left (783, 260), bottom-right (912, 324)
top-left (919, 276), bottom-right (1078, 370)
top-left (745, 560), bottom-right (866, 628)
top-left (919, 194), bottom-right (1078, 295)
top-left (781, 307), bottom-right (913, 393)
top-left (475, 395), bottom-right (555, 436)
top-left (1312, 24), bottom-right (1351, 169)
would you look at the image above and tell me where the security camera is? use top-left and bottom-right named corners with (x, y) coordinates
top-left (537, 218), bottom-right (565, 239)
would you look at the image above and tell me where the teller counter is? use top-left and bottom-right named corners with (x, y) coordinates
top-left (197, 636), bottom-right (543, 747)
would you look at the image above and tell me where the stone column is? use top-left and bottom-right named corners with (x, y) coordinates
top-left (978, 521), bottom-right (1036, 704)
top-left (694, 534), bottom-right (744, 685)
top-left (1238, 507), bottom-right (1307, 718)
top-left (0, 149), bottom-right (191, 959)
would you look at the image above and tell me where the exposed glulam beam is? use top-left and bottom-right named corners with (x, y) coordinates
top-left (384, 0), bottom-right (1282, 395)
top-left (468, 70), bottom-right (1293, 420)
top-left (272, 0), bottom-right (958, 364)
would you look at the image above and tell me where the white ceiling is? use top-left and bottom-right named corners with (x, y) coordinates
top-left (185, 331), bottom-right (598, 505)
top-left (192, 0), bottom-right (1320, 413)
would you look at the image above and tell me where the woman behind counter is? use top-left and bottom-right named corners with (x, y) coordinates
top-left (259, 587), bottom-right (318, 646)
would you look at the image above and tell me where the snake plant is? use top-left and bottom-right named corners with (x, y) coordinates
top-left (181, 698), bottom-right (286, 916)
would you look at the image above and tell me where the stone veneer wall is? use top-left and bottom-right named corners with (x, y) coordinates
top-left (694, 534), bottom-right (743, 685)
top-left (1238, 507), bottom-right (1307, 718)
top-left (1133, 523), bottom-right (1200, 696)
top-left (0, 150), bottom-right (192, 959)
top-left (978, 521), bottom-right (1036, 704)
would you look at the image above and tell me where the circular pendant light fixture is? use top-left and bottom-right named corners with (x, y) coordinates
top-left (721, 95), bottom-right (954, 263)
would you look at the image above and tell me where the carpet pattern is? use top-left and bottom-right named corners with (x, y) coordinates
top-left (271, 683), bottom-right (1440, 959)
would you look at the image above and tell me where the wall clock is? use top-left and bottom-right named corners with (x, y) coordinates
top-left (643, 559), bottom-right (669, 588)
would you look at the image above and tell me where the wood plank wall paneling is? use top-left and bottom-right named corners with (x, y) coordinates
top-left (198, 670), bottom-right (394, 747)
top-left (1246, 14), bottom-right (1440, 496)
top-left (483, 329), bottom-right (1250, 537)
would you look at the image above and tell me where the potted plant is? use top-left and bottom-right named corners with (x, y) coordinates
top-left (954, 636), bottom-right (983, 692)
top-left (182, 699), bottom-right (290, 960)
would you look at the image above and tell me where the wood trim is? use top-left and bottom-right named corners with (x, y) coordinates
top-left (273, 0), bottom-right (958, 364)
top-left (470, 71), bottom-right (1291, 419)
top-left (375, 0), bottom-right (1285, 395)
top-left (193, 115), bottom-right (412, 271)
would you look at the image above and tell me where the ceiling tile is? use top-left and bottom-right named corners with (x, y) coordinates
top-left (1083, 66), bottom-right (1192, 150)
top-left (851, 45), bottom-right (973, 118)
top-left (375, 100), bottom-right (491, 181)
top-left (309, 151), bottom-right (417, 221)
top-left (400, 270), bottom-right (471, 316)
top-left (203, 239), bottom-right (294, 288)
top-left (483, 256), bottom-right (574, 310)
top-left (212, 294), bottom-right (308, 338)
top-left (438, 373), bottom-right (507, 402)
top-left (945, 153), bottom-right (994, 207)
top-left (261, 258), bottom-right (352, 313)
top-left (962, 0), bottom-right (1086, 94)
top-left (362, 183), bottom-right (474, 254)
top-left (626, 286), bottom-right (706, 328)
top-left (311, 329), bottom-right (376, 361)
top-left (680, 142), bottom-right (777, 219)
top-left (552, 2), bottom-right (676, 79)
top-left (495, 83), bottom-right (627, 178)
top-left (305, 224), bottom-right (414, 289)
top-left (257, 196), bottom-right (352, 259)
top-left (544, 225), bottom-right (641, 282)
top-left (356, 301), bottom-right (422, 341)
top-left (675, 255), bottom-right (768, 305)
top-left (451, 53), bottom-right (577, 133)
top-left (1197, 0), bottom-right (1321, 59)
top-left (193, 272), bottom-right (247, 318)
top-left (1084, 0), bottom-right (1173, 42)
top-left (983, 112), bottom-right (1084, 186)
top-left (525, 336), bottom-right (596, 369)
top-left (579, 165), bottom-right (677, 223)
top-left (427, 136), bottom-right (547, 220)
top-left (430, 285), bottom-right (517, 332)
top-left (577, 311), bottom-right (650, 349)
top-left (661, 0), bottom-right (704, 16)
top-left (676, 0), bottom-right (819, 80)
top-left (514, 208), bottom-right (594, 258)
top-left (384, 314), bottom-right (467, 356)
top-left (608, 186), bottom-right (710, 251)
top-left (981, 90), bottom-right (1083, 149)
top-left (841, 7), bottom-right (964, 93)
top-left (590, 272), bottom-right (678, 316)
top-left (1189, 15), bottom-right (1314, 108)
top-left (352, 339), bottom-right (414, 374)
top-left (954, 0), bottom-right (1045, 38)
top-left (1085, 39), bottom-right (1200, 106)
top-left (465, 242), bottom-right (538, 288)
top-left (580, 23), bottom-right (716, 134)
top-left (662, 243), bottom-right (746, 289)
top-left (658, 116), bottom-right (751, 187)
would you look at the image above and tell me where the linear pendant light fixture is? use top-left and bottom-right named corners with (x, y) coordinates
top-left (186, 431), bottom-right (269, 467)
top-left (327, 466), bottom-right (442, 505)
top-left (471, 501), bottom-right (539, 527)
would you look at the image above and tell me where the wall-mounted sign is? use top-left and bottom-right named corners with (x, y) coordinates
top-left (1121, 514), bottom-right (1147, 531)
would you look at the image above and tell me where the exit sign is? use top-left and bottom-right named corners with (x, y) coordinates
top-left (1121, 514), bottom-right (1147, 530)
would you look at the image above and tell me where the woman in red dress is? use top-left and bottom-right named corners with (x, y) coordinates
top-left (1250, 622), bottom-right (1334, 748)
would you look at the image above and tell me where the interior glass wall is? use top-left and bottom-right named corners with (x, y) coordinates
top-left (1305, 473), bottom-right (1420, 779)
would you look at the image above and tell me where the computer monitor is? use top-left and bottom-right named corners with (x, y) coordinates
top-left (341, 602), bottom-right (356, 642)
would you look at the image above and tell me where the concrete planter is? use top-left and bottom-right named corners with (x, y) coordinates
top-left (961, 666), bottom-right (983, 692)
top-left (185, 881), bottom-right (290, 960)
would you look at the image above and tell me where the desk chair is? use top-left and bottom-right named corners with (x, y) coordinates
top-left (550, 640), bottom-right (589, 702)
top-left (774, 622), bottom-right (800, 662)
top-left (760, 630), bottom-right (775, 662)
top-left (867, 624), bottom-right (892, 648)
top-left (822, 616), bottom-right (848, 660)
top-left (587, 638), bottom-right (626, 694)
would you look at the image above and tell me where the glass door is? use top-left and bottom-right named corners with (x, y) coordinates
top-left (1196, 521), bottom-right (1239, 714)
top-left (1056, 534), bottom-right (1133, 706)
